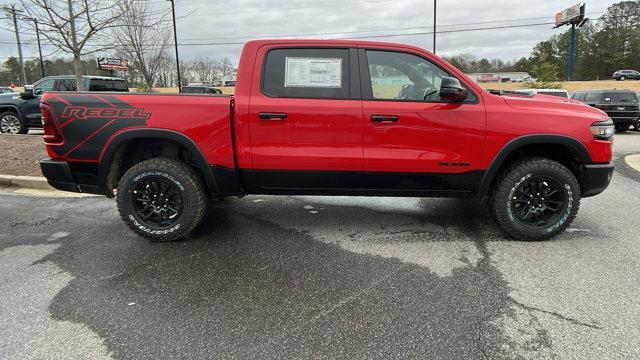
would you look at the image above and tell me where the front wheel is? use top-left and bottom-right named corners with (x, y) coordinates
top-left (619, 76), bottom-right (626, 81)
top-left (490, 158), bottom-right (580, 241)
top-left (116, 157), bottom-right (206, 242)
top-left (0, 111), bottom-right (26, 134)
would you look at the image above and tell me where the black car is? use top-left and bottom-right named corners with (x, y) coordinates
top-left (612, 70), bottom-right (640, 81)
top-left (0, 75), bottom-right (128, 134)
top-left (180, 86), bottom-right (223, 94)
top-left (571, 89), bottom-right (639, 133)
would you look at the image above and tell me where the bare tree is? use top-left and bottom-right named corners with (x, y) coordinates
top-left (113, 1), bottom-right (171, 91)
top-left (19, 0), bottom-right (132, 91)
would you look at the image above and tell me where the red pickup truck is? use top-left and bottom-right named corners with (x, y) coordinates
top-left (39, 40), bottom-right (615, 241)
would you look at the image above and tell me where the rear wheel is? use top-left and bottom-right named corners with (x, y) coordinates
top-left (490, 158), bottom-right (580, 241)
top-left (116, 157), bottom-right (206, 242)
top-left (620, 76), bottom-right (626, 81)
top-left (0, 111), bottom-right (26, 134)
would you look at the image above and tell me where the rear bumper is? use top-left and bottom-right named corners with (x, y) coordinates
top-left (40, 159), bottom-right (103, 194)
top-left (582, 162), bottom-right (615, 197)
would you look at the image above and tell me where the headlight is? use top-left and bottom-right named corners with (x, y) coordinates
top-left (590, 119), bottom-right (615, 140)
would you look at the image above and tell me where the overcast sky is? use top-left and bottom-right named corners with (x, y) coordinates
top-left (0, 0), bottom-right (621, 65)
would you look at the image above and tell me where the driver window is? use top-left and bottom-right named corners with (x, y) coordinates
top-left (366, 50), bottom-right (449, 102)
top-left (33, 79), bottom-right (55, 95)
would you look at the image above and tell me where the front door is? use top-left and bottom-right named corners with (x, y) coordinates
top-left (360, 48), bottom-right (486, 194)
top-left (19, 78), bottom-right (55, 124)
top-left (247, 47), bottom-right (363, 192)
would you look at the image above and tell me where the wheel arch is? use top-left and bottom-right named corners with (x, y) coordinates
top-left (478, 134), bottom-right (592, 197)
top-left (97, 128), bottom-right (219, 198)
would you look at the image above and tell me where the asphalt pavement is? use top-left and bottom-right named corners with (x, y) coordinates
top-left (1, 132), bottom-right (639, 359)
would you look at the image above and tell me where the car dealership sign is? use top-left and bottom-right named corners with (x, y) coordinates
top-left (97, 57), bottom-right (128, 71)
top-left (554, 3), bottom-right (585, 28)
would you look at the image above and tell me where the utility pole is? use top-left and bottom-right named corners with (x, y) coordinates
top-left (432, 0), bottom-right (437, 54)
top-left (34, 19), bottom-right (45, 78)
top-left (167, 0), bottom-right (182, 91)
top-left (5, 6), bottom-right (27, 85)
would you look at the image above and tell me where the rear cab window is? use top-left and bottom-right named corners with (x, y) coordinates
top-left (603, 92), bottom-right (637, 102)
top-left (89, 79), bottom-right (129, 92)
top-left (53, 79), bottom-right (77, 92)
top-left (261, 48), bottom-right (351, 99)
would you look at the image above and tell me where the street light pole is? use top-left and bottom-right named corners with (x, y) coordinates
top-left (34, 19), bottom-right (45, 78)
top-left (432, 0), bottom-right (436, 54)
top-left (167, 0), bottom-right (182, 91)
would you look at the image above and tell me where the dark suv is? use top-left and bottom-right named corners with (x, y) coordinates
top-left (612, 70), bottom-right (640, 81)
top-left (0, 75), bottom-right (128, 134)
top-left (571, 89), bottom-right (639, 132)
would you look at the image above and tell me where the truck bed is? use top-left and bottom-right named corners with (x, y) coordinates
top-left (42, 92), bottom-right (235, 169)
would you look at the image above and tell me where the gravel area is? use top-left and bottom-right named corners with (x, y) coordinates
top-left (0, 134), bottom-right (47, 176)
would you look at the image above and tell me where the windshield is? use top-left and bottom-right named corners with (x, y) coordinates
top-left (603, 92), bottom-right (637, 102)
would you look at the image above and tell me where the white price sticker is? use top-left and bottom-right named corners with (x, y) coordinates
top-left (285, 57), bottom-right (342, 88)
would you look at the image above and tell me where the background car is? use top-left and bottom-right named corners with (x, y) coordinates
top-left (571, 89), bottom-right (639, 132)
top-left (635, 92), bottom-right (640, 131)
top-left (612, 70), bottom-right (640, 81)
top-left (0, 87), bottom-right (15, 94)
top-left (0, 75), bottom-right (128, 134)
top-left (180, 86), bottom-right (223, 94)
top-left (518, 88), bottom-right (569, 98)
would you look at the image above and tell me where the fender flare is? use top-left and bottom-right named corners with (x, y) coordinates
top-left (477, 134), bottom-right (592, 196)
top-left (0, 104), bottom-right (22, 118)
top-left (97, 128), bottom-right (219, 197)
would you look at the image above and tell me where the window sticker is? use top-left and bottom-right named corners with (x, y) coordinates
top-left (285, 57), bottom-right (342, 88)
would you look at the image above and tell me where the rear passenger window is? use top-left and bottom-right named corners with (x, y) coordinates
top-left (262, 48), bottom-right (350, 99)
top-left (584, 92), bottom-right (602, 103)
top-left (54, 79), bottom-right (77, 92)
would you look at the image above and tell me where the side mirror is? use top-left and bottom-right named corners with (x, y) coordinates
top-left (439, 77), bottom-right (468, 102)
top-left (20, 86), bottom-right (35, 99)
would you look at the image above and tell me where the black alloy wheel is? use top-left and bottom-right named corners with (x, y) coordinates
top-left (510, 176), bottom-right (566, 228)
top-left (131, 177), bottom-right (184, 228)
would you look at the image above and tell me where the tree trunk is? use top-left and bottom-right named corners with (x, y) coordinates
top-left (73, 55), bottom-right (84, 91)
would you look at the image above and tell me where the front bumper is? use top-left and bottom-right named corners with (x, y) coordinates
top-left (40, 159), bottom-right (103, 194)
top-left (582, 162), bottom-right (615, 197)
top-left (610, 117), bottom-right (638, 126)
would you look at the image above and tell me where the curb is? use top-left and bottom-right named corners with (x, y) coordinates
top-left (625, 154), bottom-right (640, 173)
top-left (0, 174), bottom-right (54, 190)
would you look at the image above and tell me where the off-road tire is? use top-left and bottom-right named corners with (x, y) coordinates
top-left (116, 157), bottom-right (206, 242)
top-left (0, 111), bottom-right (27, 134)
top-left (490, 157), bottom-right (581, 241)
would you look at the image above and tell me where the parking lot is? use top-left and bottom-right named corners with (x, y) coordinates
top-left (0, 132), bottom-right (639, 359)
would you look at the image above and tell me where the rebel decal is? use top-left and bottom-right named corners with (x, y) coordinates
top-left (46, 94), bottom-right (150, 160)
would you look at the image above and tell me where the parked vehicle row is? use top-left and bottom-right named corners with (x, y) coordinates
top-left (0, 75), bottom-right (128, 134)
top-left (39, 39), bottom-right (614, 242)
top-left (570, 89), bottom-right (639, 133)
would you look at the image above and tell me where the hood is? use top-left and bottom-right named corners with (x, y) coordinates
top-left (499, 93), bottom-right (608, 119)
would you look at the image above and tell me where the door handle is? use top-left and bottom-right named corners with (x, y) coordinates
top-left (371, 115), bottom-right (399, 123)
top-left (259, 112), bottom-right (287, 120)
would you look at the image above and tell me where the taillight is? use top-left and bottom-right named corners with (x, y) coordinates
top-left (41, 104), bottom-right (62, 143)
top-left (590, 119), bottom-right (615, 140)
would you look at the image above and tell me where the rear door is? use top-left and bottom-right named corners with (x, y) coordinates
top-left (247, 46), bottom-right (363, 192)
top-left (359, 47), bottom-right (486, 194)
